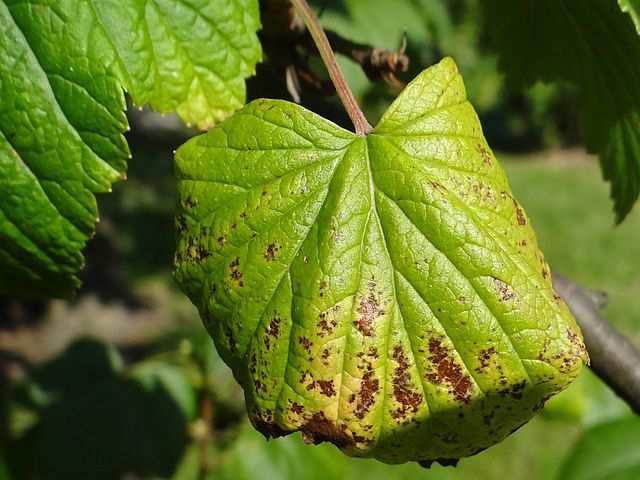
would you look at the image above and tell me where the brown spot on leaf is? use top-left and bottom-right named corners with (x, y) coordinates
top-left (477, 144), bottom-right (492, 166)
top-left (317, 307), bottom-right (339, 337)
top-left (498, 379), bottom-right (527, 400)
top-left (301, 412), bottom-right (354, 448)
top-left (429, 180), bottom-right (446, 192)
top-left (230, 257), bottom-right (243, 284)
top-left (355, 279), bottom-right (385, 337)
top-left (265, 243), bottom-right (280, 261)
top-left (254, 379), bottom-right (266, 394)
top-left (425, 338), bottom-right (472, 404)
top-left (391, 345), bottom-right (423, 419)
top-left (252, 412), bottom-right (288, 439)
top-left (355, 369), bottom-right (379, 419)
top-left (298, 336), bottom-right (312, 353)
top-left (267, 314), bottom-right (281, 338)
top-left (226, 327), bottom-right (237, 353)
top-left (290, 402), bottom-right (305, 415)
top-left (511, 198), bottom-right (527, 225)
top-left (476, 346), bottom-right (497, 373)
top-left (321, 348), bottom-right (331, 366)
top-left (493, 277), bottom-right (516, 302)
top-left (183, 196), bottom-right (197, 209)
top-left (176, 215), bottom-right (187, 233)
top-left (196, 245), bottom-right (210, 261)
top-left (317, 379), bottom-right (336, 397)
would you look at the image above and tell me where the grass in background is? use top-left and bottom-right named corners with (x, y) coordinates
top-left (505, 154), bottom-right (640, 343)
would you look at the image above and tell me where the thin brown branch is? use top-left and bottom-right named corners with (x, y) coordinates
top-left (553, 273), bottom-right (640, 414)
top-left (314, 31), bottom-right (409, 88)
top-left (290, 0), bottom-right (372, 135)
top-left (260, 0), bottom-right (410, 103)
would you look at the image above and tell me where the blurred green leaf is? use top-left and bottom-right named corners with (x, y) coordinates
top-left (130, 360), bottom-right (198, 421)
top-left (482, 0), bottom-right (640, 221)
top-left (620, 0), bottom-right (640, 33)
top-left (0, 460), bottom-right (12, 480)
top-left (23, 377), bottom-right (188, 480)
top-left (558, 416), bottom-right (640, 480)
top-left (171, 444), bottom-right (201, 480)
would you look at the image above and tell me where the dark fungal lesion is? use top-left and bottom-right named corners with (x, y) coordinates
top-left (264, 242), bottom-right (280, 261)
top-left (353, 347), bottom-right (381, 420)
top-left (229, 257), bottom-right (244, 287)
top-left (476, 143), bottom-right (492, 166)
top-left (391, 345), bottom-right (423, 420)
top-left (253, 409), bottom-right (368, 451)
top-left (498, 379), bottom-right (527, 400)
top-left (492, 277), bottom-right (516, 302)
top-left (182, 195), bottom-right (197, 209)
top-left (354, 278), bottom-right (385, 337)
top-left (425, 337), bottom-right (473, 404)
top-left (317, 304), bottom-right (339, 337)
top-left (475, 346), bottom-right (497, 373)
top-left (316, 379), bottom-right (336, 397)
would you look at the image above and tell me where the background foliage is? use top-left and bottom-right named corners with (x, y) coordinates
top-left (1, 0), bottom-right (640, 479)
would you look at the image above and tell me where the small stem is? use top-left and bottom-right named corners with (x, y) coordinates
top-left (290, 0), bottom-right (372, 135)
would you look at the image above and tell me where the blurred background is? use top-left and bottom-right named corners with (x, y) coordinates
top-left (1, 1), bottom-right (639, 479)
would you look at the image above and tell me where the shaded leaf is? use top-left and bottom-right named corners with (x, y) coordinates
top-left (0, 0), bottom-right (261, 298)
top-left (22, 378), bottom-right (188, 480)
top-left (481, 0), bottom-right (640, 221)
top-left (558, 416), bottom-right (640, 480)
top-left (130, 360), bottom-right (198, 420)
top-left (174, 58), bottom-right (587, 463)
top-left (620, 0), bottom-right (640, 33)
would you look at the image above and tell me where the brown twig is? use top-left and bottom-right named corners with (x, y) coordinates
top-left (290, 0), bottom-right (372, 135)
top-left (197, 390), bottom-right (214, 479)
top-left (313, 31), bottom-right (409, 88)
top-left (553, 273), bottom-right (640, 414)
top-left (260, 0), bottom-right (409, 104)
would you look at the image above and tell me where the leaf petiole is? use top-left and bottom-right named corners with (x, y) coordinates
top-left (290, 0), bottom-right (373, 135)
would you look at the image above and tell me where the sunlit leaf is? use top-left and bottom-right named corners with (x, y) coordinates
top-left (174, 58), bottom-right (587, 464)
top-left (0, 0), bottom-right (261, 297)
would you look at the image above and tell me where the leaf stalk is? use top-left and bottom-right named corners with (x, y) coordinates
top-left (290, 0), bottom-right (372, 135)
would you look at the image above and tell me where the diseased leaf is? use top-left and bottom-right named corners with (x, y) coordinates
top-left (558, 416), bottom-right (640, 480)
top-left (173, 58), bottom-right (588, 464)
top-left (480, 0), bottom-right (640, 222)
top-left (620, 0), bottom-right (640, 33)
top-left (0, 0), bottom-right (261, 297)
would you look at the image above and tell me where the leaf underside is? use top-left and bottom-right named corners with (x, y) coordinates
top-left (174, 58), bottom-right (588, 464)
top-left (482, 0), bottom-right (640, 222)
top-left (0, 0), bottom-right (261, 297)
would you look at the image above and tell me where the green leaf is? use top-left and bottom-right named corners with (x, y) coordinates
top-left (481, 0), bottom-right (640, 222)
top-left (0, 0), bottom-right (261, 298)
top-left (173, 57), bottom-right (588, 464)
top-left (620, 0), bottom-right (640, 33)
top-left (557, 416), bottom-right (640, 480)
top-left (90, 0), bottom-right (262, 129)
top-left (130, 360), bottom-right (198, 420)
